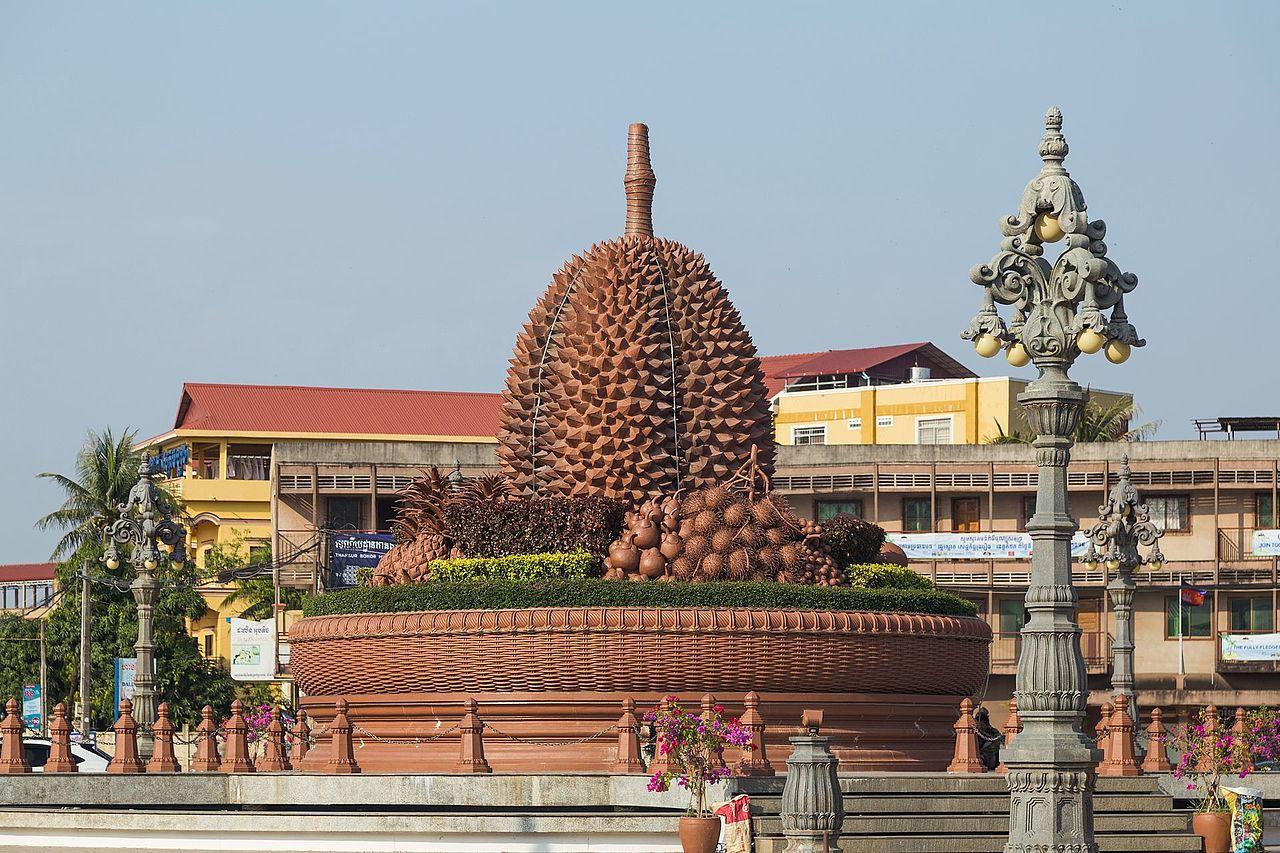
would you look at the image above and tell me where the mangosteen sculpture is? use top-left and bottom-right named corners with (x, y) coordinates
top-left (497, 124), bottom-right (775, 505)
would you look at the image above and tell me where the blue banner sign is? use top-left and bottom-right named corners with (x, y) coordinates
top-left (22, 684), bottom-right (41, 733)
top-left (113, 657), bottom-right (137, 713)
top-left (149, 444), bottom-right (190, 476)
top-left (328, 532), bottom-right (396, 587)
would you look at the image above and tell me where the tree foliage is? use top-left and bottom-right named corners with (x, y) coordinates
top-left (989, 394), bottom-right (1160, 444)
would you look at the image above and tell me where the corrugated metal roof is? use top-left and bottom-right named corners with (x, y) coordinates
top-left (173, 383), bottom-right (503, 439)
top-left (0, 563), bottom-right (56, 583)
top-left (761, 342), bottom-right (976, 395)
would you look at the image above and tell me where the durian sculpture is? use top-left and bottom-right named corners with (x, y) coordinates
top-left (497, 124), bottom-right (775, 505)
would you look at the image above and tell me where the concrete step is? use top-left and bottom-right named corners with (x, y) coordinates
top-left (733, 774), bottom-right (1165, 798)
top-left (746, 793), bottom-right (1173, 815)
top-left (756, 832), bottom-right (1201, 853)
top-left (769, 812), bottom-right (1190, 835)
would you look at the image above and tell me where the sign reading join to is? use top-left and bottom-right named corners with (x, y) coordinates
top-left (886, 532), bottom-right (1089, 560)
top-left (1252, 530), bottom-right (1280, 556)
top-left (230, 618), bottom-right (277, 681)
top-left (328, 532), bottom-right (395, 587)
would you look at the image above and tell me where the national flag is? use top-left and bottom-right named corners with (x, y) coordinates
top-left (1180, 580), bottom-right (1208, 606)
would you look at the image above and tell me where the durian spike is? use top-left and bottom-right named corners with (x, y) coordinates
top-left (624, 122), bottom-right (655, 238)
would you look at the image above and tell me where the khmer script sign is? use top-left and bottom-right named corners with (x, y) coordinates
top-left (886, 532), bottom-right (1089, 560)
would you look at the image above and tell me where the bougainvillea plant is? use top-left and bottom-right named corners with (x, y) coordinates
top-left (644, 696), bottom-right (753, 818)
top-left (1166, 706), bottom-right (1273, 813)
top-left (243, 702), bottom-right (296, 756)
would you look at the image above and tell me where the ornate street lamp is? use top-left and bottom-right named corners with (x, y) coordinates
top-left (102, 459), bottom-right (186, 757)
top-left (963, 108), bottom-right (1145, 853)
top-left (1082, 454), bottom-right (1164, 719)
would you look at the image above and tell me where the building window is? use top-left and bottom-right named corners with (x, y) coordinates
top-left (1165, 597), bottom-right (1212, 638)
top-left (1019, 495), bottom-right (1037, 531)
top-left (326, 496), bottom-right (365, 531)
top-left (847, 417), bottom-right (862, 429)
top-left (952, 497), bottom-right (981, 532)
top-left (792, 425), bottom-right (827, 446)
top-left (876, 415), bottom-right (894, 428)
top-left (903, 497), bottom-right (932, 532)
top-left (203, 634), bottom-right (214, 657)
top-left (786, 374), bottom-right (851, 392)
top-left (1259, 493), bottom-right (1275, 529)
top-left (226, 444), bottom-right (271, 480)
top-left (917, 416), bottom-right (953, 445)
top-left (1229, 597), bottom-right (1274, 633)
top-left (1146, 495), bottom-right (1190, 532)
top-left (998, 599), bottom-right (1026, 634)
top-left (816, 500), bottom-right (863, 522)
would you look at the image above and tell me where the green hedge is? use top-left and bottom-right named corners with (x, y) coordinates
top-left (847, 563), bottom-right (933, 590)
top-left (429, 552), bottom-right (597, 582)
top-left (303, 578), bottom-right (976, 618)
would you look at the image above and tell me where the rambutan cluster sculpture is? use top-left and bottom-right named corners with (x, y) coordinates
top-left (496, 123), bottom-right (775, 505)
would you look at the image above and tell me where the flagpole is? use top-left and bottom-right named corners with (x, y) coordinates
top-left (1178, 575), bottom-right (1185, 680)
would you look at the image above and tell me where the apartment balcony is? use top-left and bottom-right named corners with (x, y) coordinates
top-left (921, 557), bottom-right (1276, 590)
top-left (991, 631), bottom-right (1111, 676)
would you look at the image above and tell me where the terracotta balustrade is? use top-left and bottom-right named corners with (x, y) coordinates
top-left (0, 699), bottom-right (29, 774)
top-left (735, 691), bottom-right (774, 777)
top-left (326, 698), bottom-right (360, 774)
top-left (220, 699), bottom-right (255, 773)
top-left (648, 697), bottom-right (675, 776)
top-left (256, 706), bottom-right (291, 772)
top-left (146, 703), bottom-right (181, 773)
top-left (1232, 707), bottom-right (1254, 774)
top-left (1142, 708), bottom-right (1173, 773)
top-left (1094, 700), bottom-right (1114, 770)
top-left (191, 705), bottom-right (222, 772)
top-left (1196, 704), bottom-right (1220, 772)
top-left (45, 703), bottom-right (77, 773)
top-left (947, 698), bottom-right (985, 773)
top-left (995, 698), bottom-right (1022, 774)
top-left (455, 698), bottom-right (491, 774)
top-left (107, 699), bottom-right (145, 774)
top-left (1098, 696), bottom-right (1141, 777)
top-left (290, 709), bottom-right (311, 762)
top-left (611, 698), bottom-right (644, 773)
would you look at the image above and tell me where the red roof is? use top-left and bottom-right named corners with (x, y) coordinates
top-left (760, 342), bottom-right (976, 396)
top-left (0, 563), bottom-right (56, 583)
top-left (172, 383), bottom-right (503, 439)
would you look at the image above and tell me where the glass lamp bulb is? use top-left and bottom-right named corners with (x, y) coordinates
top-left (1005, 342), bottom-right (1031, 367)
top-left (1106, 558), bottom-right (1121, 571)
top-left (1085, 559), bottom-right (1099, 571)
top-left (106, 557), bottom-right (120, 570)
top-left (1033, 211), bottom-right (1065, 243)
top-left (1077, 328), bottom-right (1106, 354)
top-left (1104, 340), bottom-right (1131, 364)
top-left (1148, 558), bottom-right (1163, 570)
top-left (975, 333), bottom-right (1002, 358)
top-left (144, 558), bottom-right (158, 570)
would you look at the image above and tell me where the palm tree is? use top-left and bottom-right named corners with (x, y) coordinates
top-left (36, 428), bottom-right (142, 563)
top-left (987, 396), bottom-right (1161, 445)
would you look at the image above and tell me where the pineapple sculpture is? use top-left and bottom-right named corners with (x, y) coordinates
top-left (497, 124), bottom-right (775, 505)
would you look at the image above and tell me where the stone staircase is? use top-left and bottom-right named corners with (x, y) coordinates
top-left (733, 773), bottom-right (1199, 852)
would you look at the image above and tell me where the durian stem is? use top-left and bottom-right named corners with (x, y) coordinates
top-left (624, 122), bottom-right (655, 238)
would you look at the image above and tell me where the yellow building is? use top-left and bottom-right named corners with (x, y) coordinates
top-left (137, 382), bottom-right (502, 671)
top-left (763, 342), bottom-right (1131, 446)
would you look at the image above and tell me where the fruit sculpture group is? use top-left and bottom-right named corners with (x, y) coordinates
top-left (378, 125), bottom-right (847, 588)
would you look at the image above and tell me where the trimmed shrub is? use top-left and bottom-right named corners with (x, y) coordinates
top-left (847, 563), bottom-right (932, 590)
top-left (429, 552), bottom-right (598, 582)
top-left (819, 514), bottom-right (887, 567)
top-left (303, 578), bottom-right (977, 619)
top-left (445, 495), bottom-right (625, 558)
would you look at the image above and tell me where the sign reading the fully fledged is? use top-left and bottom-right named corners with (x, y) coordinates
top-left (886, 532), bottom-right (1089, 560)
top-left (1251, 530), bottom-right (1280, 556)
top-left (1221, 632), bottom-right (1280, 662)
top-left (229, 618), bottom-right (277, 681)
top-left (329, 532), bottom-right (396, 587)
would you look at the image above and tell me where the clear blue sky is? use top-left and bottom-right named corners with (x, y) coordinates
top-left (2, 1), bottom-right (1277, 561)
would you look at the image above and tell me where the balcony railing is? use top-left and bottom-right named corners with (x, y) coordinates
top-left (991, 631), bottom-right (1111, 675)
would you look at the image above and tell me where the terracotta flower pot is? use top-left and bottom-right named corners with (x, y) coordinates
top-left (1192, 810), bottom-right (1231, 853)
top-left (678, 816), bottom-right (721, 853)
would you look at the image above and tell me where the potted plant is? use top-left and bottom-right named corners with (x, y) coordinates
top-left (1167, 707), bottom-right (1267, 853)
top-left (645, 696), bottom-right (752, 853)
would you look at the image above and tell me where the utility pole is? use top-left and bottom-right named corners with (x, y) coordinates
top-left (38, 619), bottom-right (47, 736)
top-left (78, 569), bottom-right (92, 737)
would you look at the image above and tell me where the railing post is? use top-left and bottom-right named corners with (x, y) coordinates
top-left (46, 702), bottom-right (77, 773)
top-left (611, 697), bottom-right (645, 773)
top-left (146, 702), bottom-right (181, 773)
top-left (219, 699), bottom-right (255, 773)
top-left (996, 698), bottom-right (1022, 774)
top-left (947, 698), bottom-right (985, 773)
top-left (1196, 705), bottom-right (1220, 772)
top-left (1141, 708), bottom-right (1173, 773)
top-left (325, 698), bottom-right (360, 774)
top-left (1094, 701), bottom-right (1114, 772)
top-left (290, 708), bottom-right (311, 762)
top-left (256, 706), bottom-right (291, 772)
top-left (107, 699), bottom-right (145, 774)
top-left (1232, 707), bottom-right (1254, 774)
top-left (701, 693), bottom-right (728, 773)
top-left (648, 697), bottom-right (675, 776)
top-left (0, 698), bottom-right (30, 774)
top-left (734, 691), bottom-right (775, 777)
top-left (192, 705), bottom-right (222, 772)
top-left (455, 698), bottom-right (492, 774)
top-left (1098, 695), bottom-right (1141, 776)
